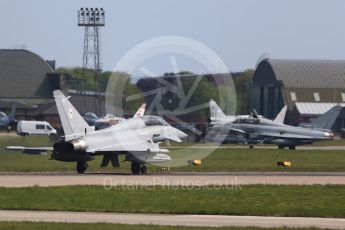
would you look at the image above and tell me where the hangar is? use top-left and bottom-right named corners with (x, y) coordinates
top-left (0, 49), bottom-right (65, 119)
top-left (250, 59), bottom-right (345, 131)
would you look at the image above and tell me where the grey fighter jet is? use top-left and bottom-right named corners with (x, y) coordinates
top-left (84, 103), bottom-right (146, 128)
top-left (0, 104), bottom-right (17, 131)
top-left (209, 100), bottom-right (339, 149)
top-left (7, 90), bottom-right (187, 174)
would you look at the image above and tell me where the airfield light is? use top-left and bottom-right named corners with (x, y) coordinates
top-left (77, 7), bottom-right (105, 113)
top-left (78, 7), bottom-right (105, 26)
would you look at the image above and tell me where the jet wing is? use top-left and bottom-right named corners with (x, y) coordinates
top-left (211, 124), bottom-right (247, 134)
top-left (131, 152), bottom-right (171, 163)
top-left (229, 127), bottom-right (247, 134)
top-left (88, 141), bottom-right (169, 153)
top-left (6, 146), bottom-right (53, 154)
top-left (225, 124), bottom-right (247, 134)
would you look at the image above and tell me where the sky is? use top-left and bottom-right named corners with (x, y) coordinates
top-left (1, 0), bottom-right (345, 75)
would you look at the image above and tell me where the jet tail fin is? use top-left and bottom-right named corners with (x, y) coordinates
top-left (53, 90), bottom-right (91, 140)
top-left (273, 105), bottom-right (287, 123)
top-left (133, 103), bottom-right (146, 118)
top-left (311, 105), bottom-right (343, 130)
top-left (209, 100), bottom-right (226, 118)
top-left (9, 103), bottom-right (16, 121)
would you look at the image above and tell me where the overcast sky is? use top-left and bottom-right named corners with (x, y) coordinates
top-left (1, 0), bottom-right (345, 74)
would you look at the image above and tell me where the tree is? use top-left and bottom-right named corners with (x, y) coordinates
top-left (233, 69), bottom-right (255, 114)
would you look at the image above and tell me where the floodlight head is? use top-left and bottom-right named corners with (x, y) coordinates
top-left (78, 7), bottom-right (105, 26)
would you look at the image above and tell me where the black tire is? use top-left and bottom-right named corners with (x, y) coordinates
top-left (278, 145), bottom-right (284, 149)
top-left (140, 165), bottom-right (148, 174)
top-left (288, 146), bottom-right (296, 150)
top-left (131, 163), bottom-right (141, 175)
top-left (76, 161), bottom-right (88, 174)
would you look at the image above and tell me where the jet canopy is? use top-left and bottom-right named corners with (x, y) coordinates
top-left (233, 117), bottom-right (260, 124)
top-left (0, 112), bottom-right (7, 118)
top-left (141, 115), bottom-right (169, 126)
top-left (84, 112), bottom-right (98, 119)
top-left (104, 113), bottom-right (116, 119)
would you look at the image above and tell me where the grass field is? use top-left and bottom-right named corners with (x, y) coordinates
top-left (310, 138), bottom-right (345, 146)
top-left (0, 185), bottom-right (344, 218)
top-left (0, 222), bottom-right (321, 230)
top-left (1, 135), bottom-right (345, 172)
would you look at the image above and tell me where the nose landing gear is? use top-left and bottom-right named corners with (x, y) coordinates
top-left (131, 162), bottom-right (148, 175)
top-left (76, 161), bottom-right (88, 174)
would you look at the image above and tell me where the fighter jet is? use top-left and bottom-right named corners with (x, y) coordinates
top-left (83, 103), bottom-right (186, 143)
top-left (209, 100), bottom-right (339, 149)
top-left (84, 103), bottom-right (146, 128)
top-left (210, 99), bottom-right (287, 125)
top-left (0, 104), bottom-right (17, 131)
top-left (7, 90), bottom-right (186, 174)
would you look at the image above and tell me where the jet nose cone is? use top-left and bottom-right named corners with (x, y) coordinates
top-left (176, 128), bottom-right (188, 139)
top-left (323, 131), bottom-right (334, 139)
top-left (330, 133), bottom-right (334, 139)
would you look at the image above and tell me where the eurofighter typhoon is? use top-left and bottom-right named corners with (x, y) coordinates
top-left (7, 90), bottom-right (187, 174)
top-left (209, 100), bottom-right (340, 149)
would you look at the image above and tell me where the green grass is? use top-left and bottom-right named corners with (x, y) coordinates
top-left (0, 185), bottom-right (344, 218)
top-left (0, 222), bottom-right (321, 230)
top-left (312, 138), bottom-right (345, 146)
top-left (1, 135), bottom-right (345, 172)
top-left (170, 148), bottom-right (345, 172)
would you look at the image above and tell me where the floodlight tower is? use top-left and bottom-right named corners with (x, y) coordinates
top-left (77, 7), bottom-right (105, 112)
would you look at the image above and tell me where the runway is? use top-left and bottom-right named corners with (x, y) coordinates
top-left (168, 145), bottom-right (345, 150)
top-left (1, 172), bottom-right (345, 187)
top-left (0, 210), bottom-right (344, 229)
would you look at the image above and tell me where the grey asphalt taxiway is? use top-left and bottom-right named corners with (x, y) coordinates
top-left (0, 210), bottom-right (344, 229)
top-left (1, 172), bottom-right (345, 187)
top-left (1, 173), bottom-right (345, 229)
top-left (167, 145), bottom-right (345, 150)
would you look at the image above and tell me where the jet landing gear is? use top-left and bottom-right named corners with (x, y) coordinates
top-left (131, 162), bottom-right (147, 175)
top-left (141, 165), bottom-right (148, 174)
top-left (278, 145), bottom-right (296, 150)
top-left (76, 161), bottom-right (88, 174)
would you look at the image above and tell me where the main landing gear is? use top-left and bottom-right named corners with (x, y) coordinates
top-left (278, 145), bottom-right (296, 150)
top-left (76, 161), bottom-right (88, 174)
top-left (131, 162), bottom-right (148, 175)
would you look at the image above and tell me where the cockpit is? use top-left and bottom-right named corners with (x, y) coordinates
top-left (141, 115), bottom-right (169, 126)
top-left (104, 114), bottom-right (116, 119)
top-left (0, 112), bottom-right (7, 118)
top-left (84, 112), bottom-right (98, 119)
top-left (233, 117), bottom-right (260, 124)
